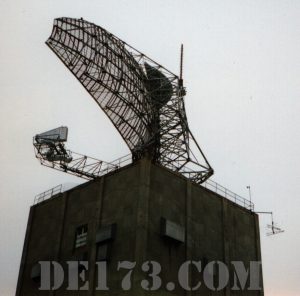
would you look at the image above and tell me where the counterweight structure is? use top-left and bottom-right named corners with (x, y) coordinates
top-left (38, 17), bottom-right (213, 184)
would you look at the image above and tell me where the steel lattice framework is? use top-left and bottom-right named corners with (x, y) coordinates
top-left (45, 17), bottom-right (213, 184)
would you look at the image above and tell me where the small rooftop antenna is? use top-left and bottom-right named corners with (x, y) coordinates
top-left (246, 186), bottom-right (253, 210)
top-left (255, 211), bottom-right (284, 236)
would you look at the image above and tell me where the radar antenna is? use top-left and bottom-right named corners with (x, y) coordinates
top-left (36, 17), bottom-right (213, 184)
top-left (33, 127), bottom-right (131, 180)
top-left (255, 211), bottom-right (284, 236)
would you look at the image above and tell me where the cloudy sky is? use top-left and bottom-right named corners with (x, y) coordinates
top-left (0, 0), bottom-right (299, 295)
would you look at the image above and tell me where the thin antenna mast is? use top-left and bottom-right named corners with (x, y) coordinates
top-left (179, 44), bottom-right (184, 87)
top-left (178, 44), bottom-right (186, 97)
top-left (246, 186), bottom-right (253, 210)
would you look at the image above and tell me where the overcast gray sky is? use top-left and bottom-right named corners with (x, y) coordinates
top-left (0, 0), bottom-right (299, 295)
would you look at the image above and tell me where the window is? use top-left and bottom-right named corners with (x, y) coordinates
top-left (95, 224), bottom-right (116, 261)
top-left (161, 217), bottom-right (185, 243)
top-left (95, 224), bottom-right (116, 244)
top-left (74, 224), bottom-right (88, 249)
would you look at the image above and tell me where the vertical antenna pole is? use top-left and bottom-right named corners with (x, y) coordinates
top-left (246, 185), bottom-right (252, 210)
top-left (179, 44), bottom-right (184, 87)
top-left (180, 44), bottom-right (183, 80)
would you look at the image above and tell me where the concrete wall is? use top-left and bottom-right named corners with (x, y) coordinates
top-left (16, 159), bottom-right (263, 295)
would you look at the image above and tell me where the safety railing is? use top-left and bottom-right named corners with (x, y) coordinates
top-left (201, 178), bottom-right (254, 211)
top-left (34, 184), bottom-right (63, 205)
top-left (33, 155), bottom-right (253, 211)
top-left (105, 153), bottom-right (132, 172)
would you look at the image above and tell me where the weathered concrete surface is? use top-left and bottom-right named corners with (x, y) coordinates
top-left (16, 159), bottom-right (263, 295)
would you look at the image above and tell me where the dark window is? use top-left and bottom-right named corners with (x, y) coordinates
top-left (95, 224), bottom-right (117, 262)
top-left (74, 224), bottom-right (88, 248)
top-left (95, 224), bottom-right (116, 244)
top-left (160, 217), bottom-right (185, 243)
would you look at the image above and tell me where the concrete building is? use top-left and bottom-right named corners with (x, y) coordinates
top-left (16, 158), bottom-right (263, 295)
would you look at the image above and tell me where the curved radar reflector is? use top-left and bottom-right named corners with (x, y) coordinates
top-left (46, 18), bottom-right (152, 150)
top-left (46, 17), bottom-right (213, 184)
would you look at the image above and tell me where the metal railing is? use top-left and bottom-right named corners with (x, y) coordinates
top-left (201, 178), bottom-right (254, 211)
top-left (106, 153), bottom-right (132, 172)
top-left (33, 155), bottom-right (253, 211)
top-left (34, 184), bottom-right (63, 205)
